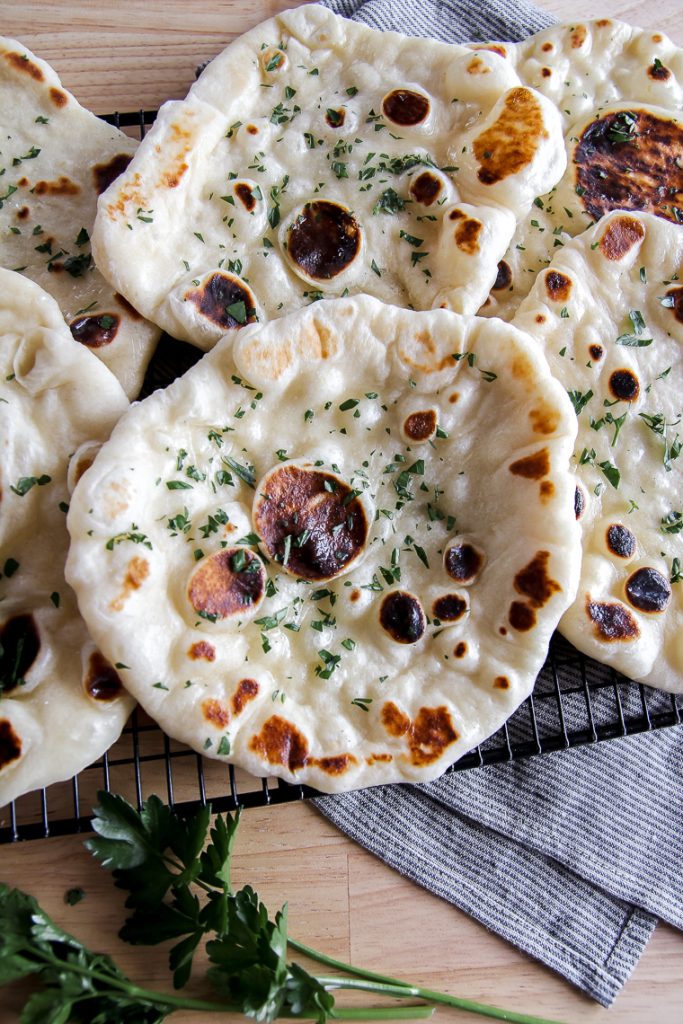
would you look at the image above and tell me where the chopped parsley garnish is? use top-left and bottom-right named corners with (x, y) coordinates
top-left (105, 526), bottom-right (153, 551)
top-left (10, 474), bottom-right (51, 496)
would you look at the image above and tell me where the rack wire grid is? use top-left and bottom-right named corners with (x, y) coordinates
top-left (2, 110), bottom-right (681, 844)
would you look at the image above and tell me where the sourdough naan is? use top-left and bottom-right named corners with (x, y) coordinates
top-left (477, 19), bottom-right (683, 320)
top-left (92, 3), bottom-right (565, 348)
top-left (66, 295), bottom-right (581, 793)
top-left (0, 36), bottom-right (160, 398)
top-left (513, 210), bottom-right (683, 692)
top-left (0, 270), bottom-right (133, 807)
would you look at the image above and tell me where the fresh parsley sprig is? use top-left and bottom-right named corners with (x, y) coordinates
top-left (1, 792), bottom-right (567, 1024)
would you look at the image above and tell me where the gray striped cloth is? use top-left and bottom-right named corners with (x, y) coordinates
top-left (315, 0), bottom-right (683, 1006)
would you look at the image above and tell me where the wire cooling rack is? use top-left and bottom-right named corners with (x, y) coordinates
top-left (1, 110), bottom-right (681, 844)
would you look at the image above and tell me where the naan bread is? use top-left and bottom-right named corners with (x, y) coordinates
top-left (0, 36), bottom-right (161, 398)
top-left (0, 270), bottom-right (133, 807)
top-left (65, 295), bottom-right (581, 793)
top-left (476, 19), bottom-right (683, 321)
top-left (513, 210), bottom-right (683, 692)
top-left (91, 3), bottom-right (565, 349)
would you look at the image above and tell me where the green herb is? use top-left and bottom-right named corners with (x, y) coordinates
top-left (671, 557), bottom-right (683, 584)
top-left (372, 188), bottom-right (405, 215)
top-left (598, 460), bottom-right (620, 489)
top-left (75, 226), bottom-right (90, 246)
top-left (607, 110), bottom-right (638, 145)
top-left (222, 456), bottom-right (255, 488)
top-left (399, 229), bottom-right (424, 248)
top-left (351, 697), bottom-right (372, 711)
top-left (567, 389), bottom-right (593, 416)
top-left (105, 526), bottom-right (153, 552)
top-left (661, 511), bottom-right (683, 534)
top-left (615, 334), bottom-right (652, 347)
top-left (62, 252), bottom-right (93, 277)
top-left (10, 474), bottom-right (51, 496)
top-left (2, 557), bottom-right (20, 578)
top-left (64, 887), bottom-right (85, 906)
top-left (167, 480), bottom-right (193, 490)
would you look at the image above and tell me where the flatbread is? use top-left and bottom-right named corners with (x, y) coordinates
top-left (65, 295), bottom-right (581, 793)
top-left (475, 19), bottom-right (683, 321)
top-left (0, 269), bottom-right (133, 807)
top-left (512, 210), bottom-right (683, 692)
top-left (0, 36), bottom-right (161, 399)
top-left (91, 2), bottom-right (565, 349)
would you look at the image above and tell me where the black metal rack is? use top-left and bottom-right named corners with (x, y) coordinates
top-left (1, 110), bottom-right (681, 844)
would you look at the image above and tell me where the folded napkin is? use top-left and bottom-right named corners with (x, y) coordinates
top-left (315, 0), bottom-right (683, 1006)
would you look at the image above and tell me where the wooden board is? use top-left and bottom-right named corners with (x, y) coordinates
top-left (1, 1), bottom-right (682, 1021)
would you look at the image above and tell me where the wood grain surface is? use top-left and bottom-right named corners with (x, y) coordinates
top-left (1, 1), bottom-right (682, 1022)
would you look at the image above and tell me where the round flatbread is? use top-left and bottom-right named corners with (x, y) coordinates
top-left (0, 269), bottom-right (133, 807)
top-left (91, 2), bottom-right (565, 349)
top-left (65, 295), bottom-right (581, 793)
top-left (475, 19), bottom-right (683, 321)
top-left (0, 36), bottom-right (161, 398)
top-left (513, 210), bottom-right (683, 692)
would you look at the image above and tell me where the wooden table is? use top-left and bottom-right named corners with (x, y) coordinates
top-left (1, 2), bottom-right (682, 1021)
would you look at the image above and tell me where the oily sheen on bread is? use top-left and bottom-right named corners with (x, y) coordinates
top-left (0, 35), bottom-right (160, 398)
top-left (513, 211), bottom-right (683, 693)
top-left (0, 270), bottom-right (133, 807)
top-left (65, 295), bottom-right (581, 793)
top-left (91, 3), bottom-right (565, 349)
top-left (476, 19), bottom-right (683, 321)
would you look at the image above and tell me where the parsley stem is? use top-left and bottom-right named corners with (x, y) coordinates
top-left (331, 1009), bottom-right (434, 1020)
top-left (292, 945), bottom-right (565, 1024)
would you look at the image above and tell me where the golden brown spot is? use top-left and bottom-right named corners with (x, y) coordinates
top-left (545, 270), bottom-right (572, 302)
top-left (515, 551), bottom-right (561, 609)
top-left (541, 67), bottom-right (552, 78)
top-left (540, 480), bottom-right (555, 503)
top-left (444, 543), bottom-right (482, 584)
top-left (448, 392), bottom-right (459, 403)
top-left (185, 272), bottom-right (258, 330)
top-left (535, 314), bottom-right (546, 324)
top-left (454, 217), bottom-right (482, 255)
top-left (247, 124), bottom-right (259, 135)
top-left (379, 591), bottom-right (426, 644)
top-left (597, 19), bottom-right (612, 27)
top-left (509, 601), bottom-right (536, 631)
top-left (105, 170), bottom-right (144, 221)
top-left (609, 368), bottom-right (639, 402)
top-left (232, 678), bottom-right (259, 716)
top-left (202, 698), bottom-right (230, 728)
top-left (499, 626), bottom-right (508, 635)
top-left (235, 182), bottom-right (257, 211)
top-left (0, 614), bottom-right (40, 694)
top-left (4, 51), bottom-right (44, 80)
top-left (410, 171), bottom-right (442, 206)
top-left (401, 330), bottom-right (458, 374)
top-left (665, 287), bottom-right (683, 324)
top-left (509, 448), bottom-right (550, 480)
top-left (16, 206), bottom-right (29, 220)
top-left (366, 753), bottom-right (393, 765)
top-left (589, 344), bottom-right (604, 361)
top-left (84, 652), bottom-right (123, 701)
top-left (49, 87), bottom-right (68, 107)
top-left (466, 55), bottom-right (491, 75)
top-left (449, 209), bottom-right (464, 221)
top-left (17, 177), bottom-right (28, 187)
top-left (92, 153), bottom-right (133, 195)
top-left (188, 640), bottom-right (216, 661)
top-left (188, 548), bottom-right (265, 619)
top-left (403, 409), bottom-right (437, 441)
top-left (110, 556), bottom-right (150, 612)
top-left (315, 754), bottom-right (356, 775)
top-left (579, 114), bottom-right (683, 227)
top-left (542, 42), bottom-right (553, 52)
top-left (161, 165), bottom-right (188, 189)
top-left (625, 567), bottom-right (671, 613)
top-left (432, 594), bottom-right (468, 622)
top-left (249, 715), bottom-right (309, 772)
top-left (493, 676), bottom-right (510, 689)
top-left (254, 465), bottom-right (368, 581)
top-left (381, 702), bottom-right (458, 765)
top-left (474, 88), bottom-right (547, 185)
top-left (350, 588), bottom-right (361, 602)
top-left (648, 60), bottom-right (671, 81)
top-left (0, 719), bottom-right (22, 770)
top-left (606, 524), bottom-right (636, 559)
top-left (69, 312), bottom-right (120, 349)
top-left (586, 597), bottom-right (640, 641)
top-left (33, 175), bottom-right (80, 196)
top-left (570, 25), bottom-right (587, 47)
top-left (114, 292), bottom-right (143, 320)
top-left (511, 352), bottom-right (535, 382)
top-left (454, 641), bottom-right (467, 657)
top-left (470, 43), bottom-right (508, 58)
top-left (325, 108), bottom-right (345, 128)
top-left (529, 405), bottom-right (560, 435)
top-left (492, 260), bottom-right (512, 291)
top-left (287, 201), bottom-right (361, 280)
top-left (382, 89), bottom-right (430, 126)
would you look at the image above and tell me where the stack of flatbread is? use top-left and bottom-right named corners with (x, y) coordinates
top-left (2, 6), bottom-right (682, 800)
